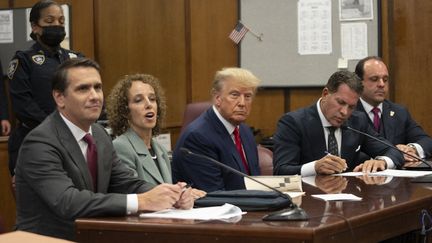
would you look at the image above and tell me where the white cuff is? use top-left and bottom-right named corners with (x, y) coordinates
top-left (301, 161), bottom-right (317, 177)
top-left (375, 156), bottom-right (395, 169)
top-left (409, 143), bottom-right (425, 158)
top-left (126, 194), bottom-right (138, 215)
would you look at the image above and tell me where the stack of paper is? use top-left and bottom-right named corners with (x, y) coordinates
top-left (244, 175), bottom-right (305, 205)
top-left (139, 203), bottom-right (244, 221)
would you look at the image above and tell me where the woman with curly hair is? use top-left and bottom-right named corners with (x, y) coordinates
top-left (106, 74), bottom-right (205, 198)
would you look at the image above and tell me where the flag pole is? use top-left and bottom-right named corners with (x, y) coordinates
top-left (239, 21), bottom-right (263, 41)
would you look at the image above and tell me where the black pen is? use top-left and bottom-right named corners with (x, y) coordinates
top-left (324, 151), bottom-right (347, 171)
top-left (182, 183), bottom-right (192, 191)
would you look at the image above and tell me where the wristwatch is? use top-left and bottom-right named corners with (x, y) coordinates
top-left (407, 144), bottom-right (419, 155)
top-left (407, 144), bottom-right (416, 149)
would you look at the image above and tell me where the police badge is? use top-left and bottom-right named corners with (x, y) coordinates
top-left (7, 59), bottom-right (19, 79)
top-left (32, 54), bottom-right (45, 65)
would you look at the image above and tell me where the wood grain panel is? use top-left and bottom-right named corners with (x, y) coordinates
top-left (94, 0), bottom-right (187, 128)
top-left (247, 89), bottom-right (285, 139)
top-left (0, 138), bottom-right (15, 232)
top-left (289, 88), bottom-right (323, 112)
top-left (387, 1), bottom-right (432, 135)
top-left (188, 0), bottom-right (238, 103)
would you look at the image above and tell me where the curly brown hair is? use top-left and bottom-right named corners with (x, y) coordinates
top-left (106, 74), bottom-right (166, 137)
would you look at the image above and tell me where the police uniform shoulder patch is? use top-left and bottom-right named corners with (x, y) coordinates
top-left (7, 59), bottom-right (19, 79)
top-left (68, 53), bottom-right (78, 59)
top-left (32, 54), bottom-right (45, 65)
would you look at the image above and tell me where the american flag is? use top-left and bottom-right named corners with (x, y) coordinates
top-left (229, 22), bottom-right (249, 44)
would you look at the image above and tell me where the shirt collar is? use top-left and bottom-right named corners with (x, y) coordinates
top-left (316, 98), bottom-right (332, 128)
top-left (59, 112), bottom-right (93, 142)
top-left (360, 97), bottom-right (383, 113)
top-left (212, 105), bottom-right (237, 135)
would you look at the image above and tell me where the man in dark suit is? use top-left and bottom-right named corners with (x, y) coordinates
top-left (172, 67), bottom-right (261, 192)
top-left (355, 56), bottom-right (432, 163)
top-left (15, 58), bottom-right (193, 240)
top-left (273, 70), bottom-right (404, 176)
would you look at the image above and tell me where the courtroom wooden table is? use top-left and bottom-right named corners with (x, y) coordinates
top-left (76, 176), bottom-right (432, 243)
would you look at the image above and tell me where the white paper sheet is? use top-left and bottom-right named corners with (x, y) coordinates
top-left (298, 0), bottom-right (332, 55)
top-left (0, 10), bottom-right (13, 43)
top-left (139, 203), bottom-right (244, 220)
top-left (339, 0), bottom-right (373, 21)
top-left (312, 193), bottom-right (362, 201)
top-left (337, 169), bottom-right (432, 178)
top-left (341, 22), bottom-right (368, 60)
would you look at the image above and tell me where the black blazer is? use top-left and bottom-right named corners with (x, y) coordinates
top-left (273, 104), bottom-right (404, 175)
top-left (357, 100), bottom-right (432, 158)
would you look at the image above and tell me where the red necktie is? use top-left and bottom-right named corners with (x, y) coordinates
top-left (372, 107), bottom-right (381, 132)
top-left (233, 127), bottom-right (250, 174)
top-left (83, 133), bottom-right (98, 191)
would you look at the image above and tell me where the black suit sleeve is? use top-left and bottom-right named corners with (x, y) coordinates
top-left (402, 111), bottom-right (432, 158)
top-left (273, 113), bottom-right (305, 175)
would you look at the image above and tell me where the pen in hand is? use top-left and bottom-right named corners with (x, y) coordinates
top-left (179, 183), bottom-right (192, 198)
top-left (324, 151), bottom-right (347, 172)
top-left (182, 183), bottom-right (192, 191)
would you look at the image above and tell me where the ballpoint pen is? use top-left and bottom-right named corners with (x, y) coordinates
top-left (324, 151), bottom-right (347, 172)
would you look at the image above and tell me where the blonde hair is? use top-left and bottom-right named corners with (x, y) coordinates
top-left (211, 67), bottom-right (260, 94)
top-left (106, 74), bottom-right (166, 137)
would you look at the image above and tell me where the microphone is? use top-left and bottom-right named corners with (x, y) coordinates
top-left (341, 125), bottom-right (432, 169)
top-left (180, 147), bottom-right (308, 221)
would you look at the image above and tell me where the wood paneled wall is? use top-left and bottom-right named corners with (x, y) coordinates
top-left (94, 0), bottom-right (188, 137)
top-left (384, 0), bottom-right (432, 134)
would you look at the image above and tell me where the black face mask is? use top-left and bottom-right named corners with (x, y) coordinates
top-left (39, 26), bottom-right (66, 47)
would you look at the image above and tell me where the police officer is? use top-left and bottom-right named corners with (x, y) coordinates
top-left (7, 0), bottom-right (83, 175)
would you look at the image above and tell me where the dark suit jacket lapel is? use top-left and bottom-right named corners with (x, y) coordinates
top-left (53, 111), bottom-right (94, 191)
top-left (239, 124), bottom-right (259, 174)
top-left (341, 122), bottom-right (354, 164)
top-left (306, 105), bottom-right (327, 159)
top-left (356, 102), bottom-right (375, 129)
top-left (92, 125), bottom-right (112, 192)
top-left (207, 108), bottom-right (247, 173)
top-left (381, 101), bottom-right (396, 141)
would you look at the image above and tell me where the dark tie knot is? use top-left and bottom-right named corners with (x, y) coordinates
top-left (83, 133), bottom-right (95, 145)
top-left (372, 107), bottom-right (380, 115)
top-left (371, 107), bottom-right (381, 132)
top-left (327, 126), bottom-right (337, 134)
